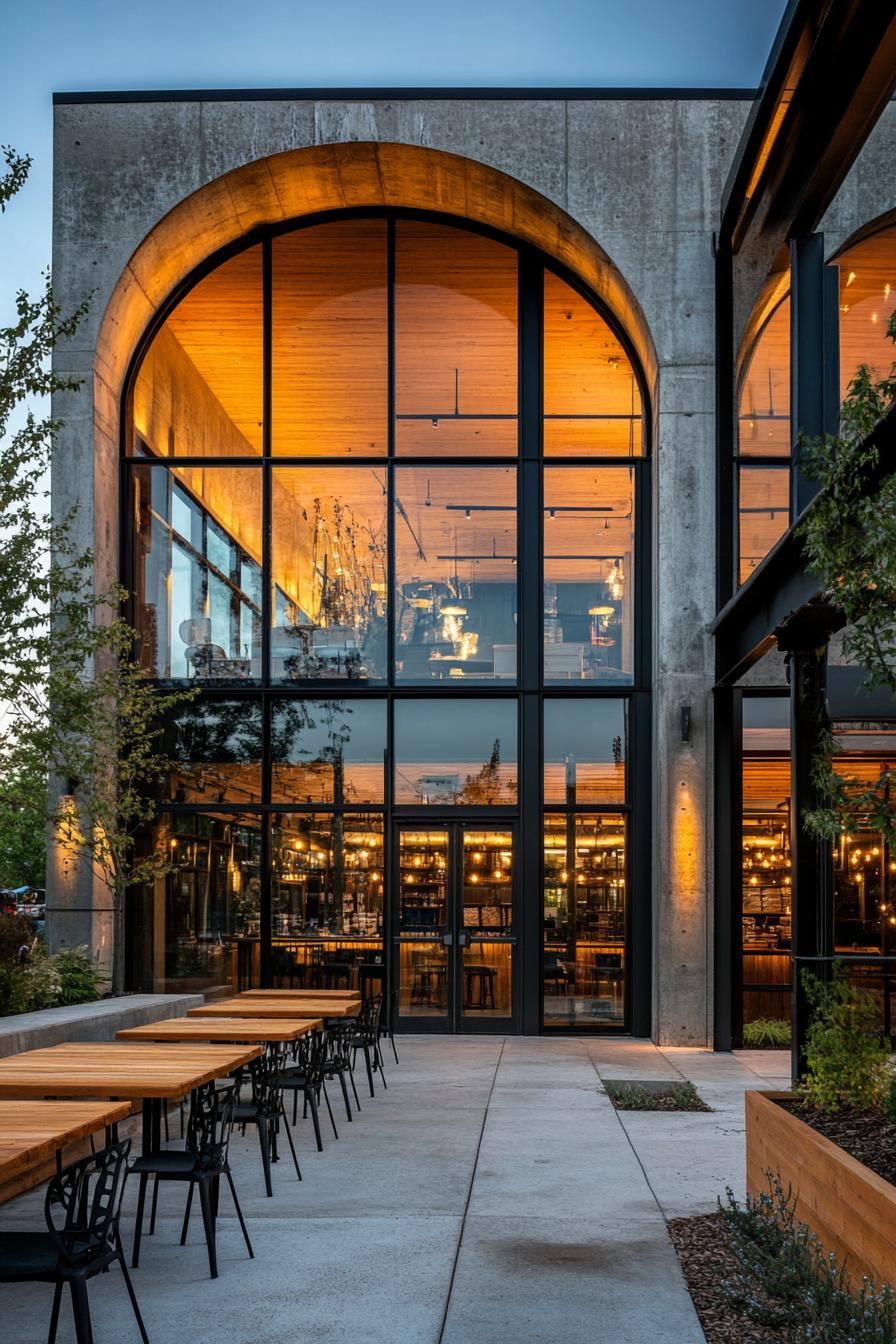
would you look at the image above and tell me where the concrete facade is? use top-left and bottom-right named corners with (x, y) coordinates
top-left (49, 92), bottom-right (896, 1045)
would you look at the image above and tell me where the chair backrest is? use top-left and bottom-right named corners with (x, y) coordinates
top-left (45, 1139), bottom-right (131, 1267)
top-left (247, 1044), bottom-right (291, 1116)
top-left (359, 993), bottom-right (383, 1041)
top-left (187, 1082), bottom-right (236, 1171)
top-left (595, 953), bottom-right (622, 971)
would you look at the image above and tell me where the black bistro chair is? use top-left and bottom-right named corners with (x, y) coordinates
top-left (0, 1139), bottom-right (149, 1344)
top-left (350, 993), bottom-right (388, 1097)
top-left (278, 1029), bottom-right (339, 1151)
top-left (130, 1082), bottom-right (253, 1280)
top-left (234, 1046), bottom-right (302, 1196)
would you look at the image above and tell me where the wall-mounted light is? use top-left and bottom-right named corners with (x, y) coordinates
top-left (680, 705), bottom-right (692, 745)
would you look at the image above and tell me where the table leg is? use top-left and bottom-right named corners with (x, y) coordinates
top-left (142, 1098), bottom-right (162, 1157)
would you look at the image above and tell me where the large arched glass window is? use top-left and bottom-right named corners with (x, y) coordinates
top-left (125, 212), bottom-right (648, 1031)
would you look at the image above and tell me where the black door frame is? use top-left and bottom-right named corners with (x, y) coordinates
top-left (391, 816), bottom-right (519, 1034)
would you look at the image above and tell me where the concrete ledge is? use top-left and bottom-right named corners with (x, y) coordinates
top-left (0, 994), bottom-right (204, 1057)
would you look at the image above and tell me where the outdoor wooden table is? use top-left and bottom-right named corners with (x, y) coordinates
top-left (0, 1099), bottom-right (133, 1202)
top-left (0, 1042), bottom-right (261, 1159)
top-left (188, 997), bottom-right (360, 1019)
top-left (238, 989), bottom-right (360, 1000)
top-left (116, 1016), bottom-right (323, 1043)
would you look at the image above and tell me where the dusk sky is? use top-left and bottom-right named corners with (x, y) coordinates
top-left (2, 0), bottom-right (787, 315)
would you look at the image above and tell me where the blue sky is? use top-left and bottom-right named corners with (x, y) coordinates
top-left (1, 0), bottom-right (787, 319)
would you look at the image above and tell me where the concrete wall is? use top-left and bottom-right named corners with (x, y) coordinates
top-left (0, 992), bottom-right (203, 1058)
top-left (51, 94), bottom-right (753, 1043)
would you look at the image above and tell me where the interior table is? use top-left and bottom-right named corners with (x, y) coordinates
top-left (0, 1099), bottom-right (133, 1201)
top-left (0, 1042), bottom-right (261, 1159)
top-left (116, 1016), bottom-right (323, 1043)
top-left (188, 997), bottom-right (360, 1019)
top-left (238, 989), bottom-right (360, 1000)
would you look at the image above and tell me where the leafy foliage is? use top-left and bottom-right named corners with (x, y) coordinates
top-left (604, 1080), bottom-right (711, 1111)
top-left (742, 1016), bottom-right (792, 1049)
top-left (720, 1175), bottom-right (896, 1341)
top-left (799, 968), bottom-right (890, 1114)
top-left (799, 310), bottom-right (896, 847)
top-left (0, 148), bottom-right (194, 993)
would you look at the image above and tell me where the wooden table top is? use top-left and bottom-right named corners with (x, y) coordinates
top-left (0, 1042), bottom-right (261, 1101)
top-left (0, 1099), bottom-right (133, 1183)
top-left (239, 989), bottom-right (361, 1000)
top-left (116, 1016), bottom-right (323, 1043)
top-left (188, 997), bottom-right (360, 1020)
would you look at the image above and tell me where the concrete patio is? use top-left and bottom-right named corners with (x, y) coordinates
top-left (2, 1037), bottom-right (789, 1344)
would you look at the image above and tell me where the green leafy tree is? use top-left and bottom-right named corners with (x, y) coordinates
top-left (0, 147), bottom-right (194, 993)
top-left (0, 759), bottom-right (48, 888)
top-left (799, 311), bottom-right (896, 847)
top-left (799, 968), bottom-right (890, 1113)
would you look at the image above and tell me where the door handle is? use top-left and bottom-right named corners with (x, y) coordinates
top-left (457, 931), bottom-right (470, 948)
top-left (442, 932), bottom-right (454, 947)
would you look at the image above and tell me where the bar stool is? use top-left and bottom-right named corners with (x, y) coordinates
top-left (463, 964), bottom-right (497, 1009)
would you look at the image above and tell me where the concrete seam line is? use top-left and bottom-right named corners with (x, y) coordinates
top-left (586, 1050), bottom-right (670, 1224)
top-left (436, 1037), bottom-right (505, 1344)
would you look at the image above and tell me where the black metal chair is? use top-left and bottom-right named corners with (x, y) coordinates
top-left (234, 1045), bottom-right (302, 1196)
top-left (0, 1138), bottom-right (149, 1344)
top-left (278, 1029), bottom-right (339, 1151)
top-left (350, 993), bottom-right (388, 1097)
top-left (130, 1082), bottom-right (252, 1280)
top-left (323, 1020), bottom-right (362, 1120)
top-left (378, 987), bottom-right (400, 1064)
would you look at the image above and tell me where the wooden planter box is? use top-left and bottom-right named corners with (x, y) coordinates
top-left (746, 1090), bottom-right (896, 1291)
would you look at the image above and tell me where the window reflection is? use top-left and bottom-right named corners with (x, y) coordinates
top-left (544, 700), bottom-right (626, 804)
top-left (132, 247), bottom-right (264, 458)
top-left (271, 221), bottom-right (388, 456)
top-left (270, 468), bottom-right (387, 682)
top-left (395, 220), bottom-right (518, 456)
top-left (129, 813), bottom-right (262, 994)
top-left (836, 224), bottom-right (896, 399)
top-left (832, 727), bottom-right (896, 957)
top-left (164, 700), bottom-right (263, 804)
top-left (737, 296), bottom-right (791, 457)
top-left (543, 467), bottom-right (633, 683)
top-left (543, 813), bottom-right (626, 1026)
top-left (271, 699), bottom-right (386, 804)
top-left (394, 699), bottom-right (518, 805)
top-left (394, 467), bottom-right (517, 682)
top-left (738, 465), bottom-right (790, 583)
top-left (543, 271), bottom-right (642, 456)
top-left (133, 465), bottom-right (262, 680)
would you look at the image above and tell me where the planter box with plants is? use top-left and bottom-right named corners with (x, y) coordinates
top-left (745, 970), bottom-right (896, 1293)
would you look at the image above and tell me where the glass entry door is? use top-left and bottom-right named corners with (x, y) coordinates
top-left (394, 824), bottom-right (516, 1032)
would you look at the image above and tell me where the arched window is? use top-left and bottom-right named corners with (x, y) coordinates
top-left (125, 212), bottom-right (648, 1035)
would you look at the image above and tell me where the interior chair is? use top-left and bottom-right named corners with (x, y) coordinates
top-left (130, 1082), bottom-right (253, 1280)
top-left (234, 1046), bottom-right (302, 1196)
top-left (594, 952), bottom-right (624, 1003)
top-left (0, 1139), bottom-right (148, 1344)
top-left (543, 952), bottom-right (572, 996)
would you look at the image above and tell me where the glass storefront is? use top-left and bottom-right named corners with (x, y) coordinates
top-left (125, 212), bottom-right (647, 1030)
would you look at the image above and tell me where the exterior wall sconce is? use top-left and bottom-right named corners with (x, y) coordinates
top-left (680, 705), bottom-right (692, 744)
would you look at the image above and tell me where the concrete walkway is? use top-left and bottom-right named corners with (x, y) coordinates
top-left (3, 1037), bottom-right (789, 1344)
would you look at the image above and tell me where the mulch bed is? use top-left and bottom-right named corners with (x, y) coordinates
top-left (777, 1098), bottom-right (896, 1187)
top-left (668, 1212), bottom-right (785, 1343)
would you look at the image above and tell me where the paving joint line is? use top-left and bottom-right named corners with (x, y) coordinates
top-left (436, 1037), bottom-right (505, 1344)
top-left (585, 1051), bottom-right (673, 1226)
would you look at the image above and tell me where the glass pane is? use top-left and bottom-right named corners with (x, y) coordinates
top-left (738, 465), bottom-right (790, 584)
top-left (395, 220), bottom-right (518, 456)
top-left (461, 829), bottom-right (513, 1018)
top-left (394, 466), bottom-right (517, 683)
top-left (394, 700), bottom-right (518, 805)
top-left (270, 467), bottom-right (388, 682)
top-left (832, 727), bottom-right (896, 958)
top-left (741, 696), bottom-right (791, 1026)
top-left (543, 466), bottom-right (633, 683)
top-left (164, 700), bottom-right (263, 803)
top-left (132, 464), bottom-right (262, 680)
top-left (397, 828), bottom-right (449, 1019)
top-left (132, 247), bottom-right (263, 457)
top-left (544, 700), bottom-right (626, 804)
top-left (543, 813), bottom-right (626, 1027)
top-left (271, 221), bottom-right (388, 456)
top-left (543, 271), bottom-right (643, 456)
top-left (737, 296), bottom-right (790, 457)
top-left (128, 814), bottom-right (262, 994)
top-left (270, 816), bottom-right (385, 985)
top-left (271, 699), bottom-right (387, 804)
top-left (837, 226), bottom-right (896, 399)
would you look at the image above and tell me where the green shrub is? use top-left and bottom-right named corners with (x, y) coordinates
top-left (742, 1017), bottom-right (791, 1049)
top-left (52, 947), bottom-right (106, 1005)
top-left (722, 1175), bottom-right (896, 1341)
top-left (800, 968), bottom-right (890, 1113)
top-left (0, 913), bottom-right (39, 966)
top-left (605, 1080), bottom-right (711, 1112)
top-left (0, 943), bottom-right (106, 1017)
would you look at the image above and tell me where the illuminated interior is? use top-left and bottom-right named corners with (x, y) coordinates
top-left (126, 211), bottom-right (644, 1032)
